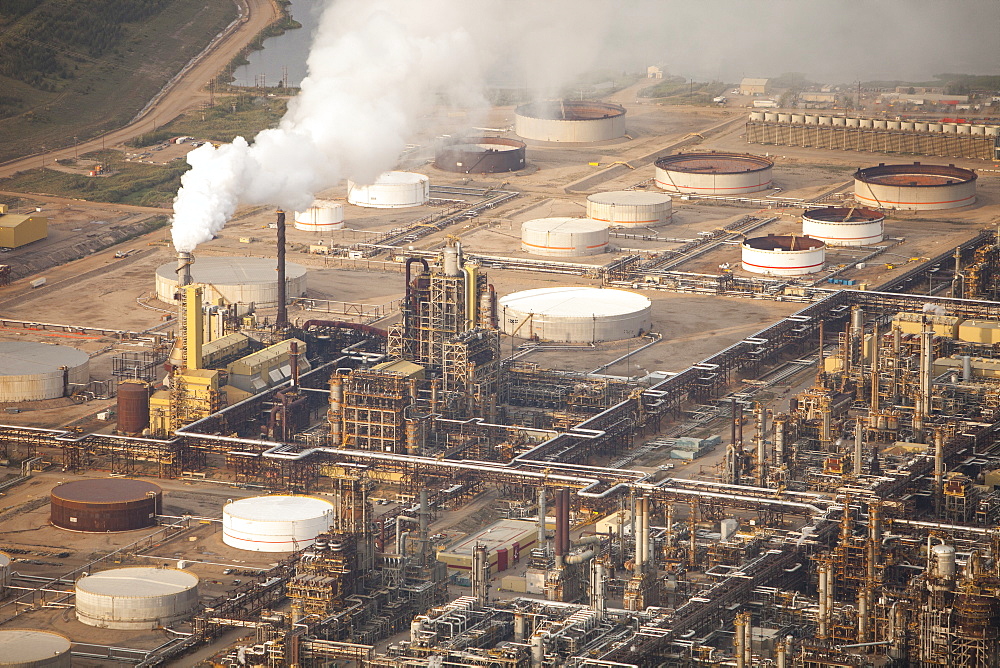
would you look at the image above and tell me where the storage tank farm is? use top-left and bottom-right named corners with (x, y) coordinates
top-left (654, 152), bottom-right (773, 194)
top-left (293, 198), bottom-right (344, 231)
top-left (741, 234), bottom-right (826, 276)
top-left (347, 171), bottom-right (429, 208)
top-left (853, 161), bottom-right (977, 210)
top-left (801, 206), bottom-right (885, 246)
top-left (521, 217), bottom-right (609, 257)
top-left (434, 137), bottom-right (526, 173)
top-left (515, 100), bottom-right (626, 142)
top-left (50, 478), bottom-right (162, 532)
top-left (154, 256), bottom-right (307, 307)
top-left (499, 286), bottom-right (652, 342)
top-left (586, 190), bottom-right (672, 228)
top-left (0, 630), bottom-right (72, 668)
top-left (223, 495), bottom-right (335, 552)
top-left (75, 566), bottom-right (199, 629)
top-left (0, 341), bottom-right (89, 402)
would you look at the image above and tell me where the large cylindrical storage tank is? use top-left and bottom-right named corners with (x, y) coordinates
top-left (499, 287), bottom-right (652, 343)
top-left (515, 100), bottom-right (626, 142)
top-left (155, 257), bottom-right (307, 307)
top-left (75, 567), bottom-right (199, 630)
top-left (741, 234), bottom-right (826, 276)
top-left (654, 152), bottom-right (773, 195)
top-left (0, 630), bottom-right (71, 668)
top-left (801, 206), bottom-right (885, 246)
top-left (854, 162), bottom-right (977, 210)
top-left (347, 171), bottom-right (429, 208)
top-left (521, 218), bottom-right (609, 257)
top-left (435, 137), bottom-right (526, 173)
top-left (293, 199), bottom-right (344, 231)
top-left (0, 342), bottom-right (89, 402)
top-left (116, 380), bottom-right (150, 436)
top-left (586, 191), bottom-right (672, 228)
top-left (223, 495), bottom-right (334, 552)
top-left (50, 479), bottom-right (161, 532)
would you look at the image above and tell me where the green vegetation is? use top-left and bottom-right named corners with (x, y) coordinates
top-left (639, 79), bottom-right (727, 105)
top-left (934, 74), bottom-right (1000, 95)
top-left (0, 150), bottom-right (187, 207)
top-left (0, 0), bottom-right (238, 163)
top-left (128, 95), bottom-right (288, 147)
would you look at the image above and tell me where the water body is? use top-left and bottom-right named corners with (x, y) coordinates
top-left (231, 1), bottom-right (320, 88)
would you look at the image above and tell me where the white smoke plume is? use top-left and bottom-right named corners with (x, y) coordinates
top-left (171, 0), bottom-right (613, 252)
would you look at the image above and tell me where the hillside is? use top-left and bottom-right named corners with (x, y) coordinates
top-left (0, 0), bottom-right (238, 163)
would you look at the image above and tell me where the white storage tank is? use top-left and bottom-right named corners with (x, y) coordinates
top-left (854, 162), bottom-right (977, 210)
top-left (223, 495), bottom-right (334, 552)
top-left (654, 152), bottom-right (773, 195)
top-left (0, 342), bottom-right (89, 402)
top-left (515, 100), bottom-right (626, 143)
top-left (0, 630), bottom-right (71, 668)
top-left (347, 171), bottom-right (429, 208)
top-left (741, 234), bottom-right (826, 276)
top-left (155, 256), bottom-right (307, 307)
top-left (499, 287), bottom-right (652, 343)
top-left (294, 199), bottom-right (344, 231)
top-left (801, 206), bottom-right (885, 246)
top-left (75, 567), bottom-right (199, 630)
top-left (586, 191), bottom-right (672, 228)
top-left (521, 217), bottom-right (609, 257)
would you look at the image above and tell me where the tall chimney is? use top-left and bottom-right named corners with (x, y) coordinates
top-left (276, 209), bottom-right (288, 328)
top-left (177, 251), bottom-right (193, 287)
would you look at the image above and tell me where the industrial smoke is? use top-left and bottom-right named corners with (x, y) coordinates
top-left (170, 0), bottom-right (613, 252)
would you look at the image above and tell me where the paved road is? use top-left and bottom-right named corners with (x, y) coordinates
top-left (0, 0), bottom-right (280, 179)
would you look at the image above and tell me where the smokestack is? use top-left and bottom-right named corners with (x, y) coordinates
top-left (177, 251), bottom-right (193, 287)
top-left (276, 209), bottom-right (288, 328)
top-left (554, 488), bottom-right (566, 558)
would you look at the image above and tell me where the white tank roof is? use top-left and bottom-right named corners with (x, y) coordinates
top-left (224, 495), bottom-right (334, 522)
top-left (587, 191), bottom-right (671, 205)
top-left (0, 629), bottom-right (71, 662)
top-left (521, 217), bottom-right (608, 233)
top-left (357, 170), bottom-right (427, 186)
top-left (500, 287), bottom-right (651, 318)
top-left (76, 567), bottom-right (198, 596)
top-left (155, 256), bottom-right (307, 285)
top-left (0, 342), bottom-right (88, 376)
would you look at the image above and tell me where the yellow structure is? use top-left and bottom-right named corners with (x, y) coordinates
top-left (370, 359), bottom-right (425, 379)
top-left (892, 312), bottom-right (963, 338)
top-left (958, 320), bottom-right (1000, 345)
top-left (0, 205), bottom-right (47, 249)
top-left (739, 78), bottom-right (770, 95)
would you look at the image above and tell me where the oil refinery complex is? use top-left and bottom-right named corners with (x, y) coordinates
top-left (1, 83), bottom-right (1000, 668)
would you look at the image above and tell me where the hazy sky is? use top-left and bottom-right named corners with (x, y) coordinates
top-left (598, 0), bottom-right (1000, 83)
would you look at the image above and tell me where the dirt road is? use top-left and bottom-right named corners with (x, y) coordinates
top-left (0, 0), bottom-right (280, 179)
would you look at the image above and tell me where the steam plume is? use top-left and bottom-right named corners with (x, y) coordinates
top-left (172, 0), bottom-right (613, 252)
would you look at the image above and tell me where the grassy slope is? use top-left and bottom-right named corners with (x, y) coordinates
top-left (0, 0), bottom-right (237, 163)
top-left (0, 97), bottom-right (288, 206)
